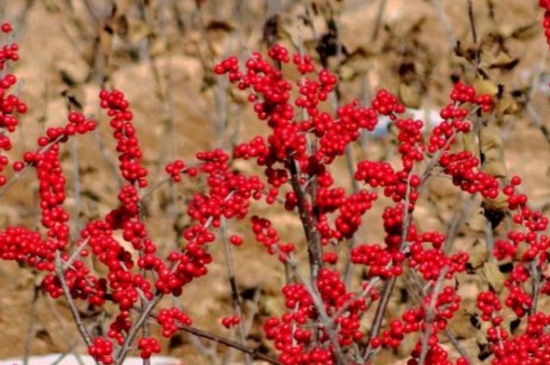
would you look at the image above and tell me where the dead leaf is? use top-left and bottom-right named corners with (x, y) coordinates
top-left (461, 130), bottom-right (477, 156)
top-left (468, 239), bottom-right (489, 269)
top-left (508, 22), bottom-right (539, 41)
top-left (340, 47), bottom-right (376, 81)
top-left (206, 20), bottom-right (235, 32)
top-left (480, 123), bottom-right (507, 178)
top-left (398, 83), bottom-right (422, 109)
top-left (495, 93), bottom-right (520, 117)
top-left (487, 53), bottom-right (519, 70)
top-left (483, 261), bottom-right (505, 293)
top-left (483, 193), bottom-right (508, 213)
top-left (454, 40), bottom-right (479, 63)
top-left (474, 78), bottom-right (499, 97)
top-left (467, 208), bottom-right (488, 233)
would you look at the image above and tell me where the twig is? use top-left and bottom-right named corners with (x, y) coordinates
top-left (371, 0), bottom-right (387, 42)
top-left (242, 288), bottom-right (261, 337)
top-left (11, 0), bottom-right (36, 35)
top-left (485, 218), bottom-right (495, 262)
top-left (48, 340), bottom-right (83, 365)
top-left (70, 137), bottom-right (82, 240)
top-left (215, 78), bottom-right (228, 147)
top-left (528, 48), bottom-right (548, 102)
top-left (114, 295), bottom-right (163, 365)
top-left (288, 158), bottom-right (323, 283)
top-left (176, 322), bottom-right (281, 365)
top-left (343, 144), bottom-right (361, 288)
top-left (220, 219), bottom-right (252, 365)
top-left (146, 305), bottom-right (280, 365)
top-left (529, 260), bottom-right (541, 315)
top-left (407, 271), bottom-right (475, 363)
top-left (527, 104), bottom-right (550, 148)
top-left (187, 333), bottom-right (219, 365)
top-left (444, 328), bottom-right (474, 364)
top-left (54, 252), bottom-right (95, 350)
top-left (418, 267), bottom-right (448, 365)
top-left (428, 0), bottom-right (456, 48)
top-left (282, 251), bottom-right (348, 365)
top-left (23, 282), bottom-right (40, 365)
top-left (63, 237), bottom-right (91, 271)
top-left (332, 274), bottom-right (383, 321)
top-left (140, 165), bottom-right (197, 202)
top-left (0, 134), bottom-right (64, 199)
top-left (467, 0), bottom-right (477, 44)
top-left (363, 175), bottom-right (414, 363)
top-left (443, 194), bottom-right (476, 254)
top-left (93, 128), bottom-right (122, 190)
top-left (420, 135), bottom-right (456, 189)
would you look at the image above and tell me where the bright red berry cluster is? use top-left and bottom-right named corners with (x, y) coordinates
top-left (0, 24), bottom-right (25, 186)
top-left (0, 5), bottom-right (548, 365)
top-left (540, 0), bottom-right (550, 45)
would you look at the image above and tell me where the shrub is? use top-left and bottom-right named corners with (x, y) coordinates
top-left (0, 2), bottom-right (550, 365)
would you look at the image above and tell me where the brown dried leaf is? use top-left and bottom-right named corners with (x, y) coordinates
top-left (206, 20), bottom-right (234, 32)
top-left (508, 22), bottom-right (539, 41)
top-left (483, 157), bottom-right (507, 178)
top-left (454, 40), bottom-right (478, 63)
top-left (483, 261), bottom-right (505, 293)
top-left (495, 93), bottom-right (520, 117)
top-left (448, 310), bottom-right (475, 338)
top-left (474, 78), bottom-right (499, 97)
top-left (127, 20), bottom-right (151, 45)
top-left (487, 53), bottom-right (519, 71)
top-left (339, 47), bottom-right (376, 81)
top-left (483, 192), bottom-right (508, 212)
top-left (467, 208), bottom-right (488, 233)
top-left (461, 130), bottom-right (477, 156)
top-left (476, 320), bottom-right (489, 345)
top-left (468, 239), bottom-right (488, 269)
top-left (480, 123), bottom-right (507, 178)
top-left (259, 293), bottom-right (284, 317)
top-left (98, 24), bottom-right (114, 56)
top-left (480, 123), bottom-right (502, 149)
top-left (398, 83), bottom-right (422, 109)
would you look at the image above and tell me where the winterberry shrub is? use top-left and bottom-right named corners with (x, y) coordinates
top-left (0, 2), bottom-right (550, 365)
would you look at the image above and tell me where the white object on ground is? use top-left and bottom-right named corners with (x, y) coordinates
top-left (0, 354), bottom-right (181, 365)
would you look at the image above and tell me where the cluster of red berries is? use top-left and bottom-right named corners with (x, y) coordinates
top-left (264, 269), bottom-right (368, 365)
top-left (164, 159), bottom-right (197, 182)
top-left (137, 337), bottom-right (161, 359)
top-left (0, 25), bottom-right (25, 186)
top-left (333, 190), bottom-right (378, 239)
top-left (316, 100), bottom-right (377, 161)
top-left (214, 46), bottom-right (502, 364)
top-left (99, 89), bottom-right (148, 187)
top-left (221, 315), bottom-right (241, 328)
top-left (351, 243), bottom-right (404, 279)
top-left (409, 236), bottom-right (468, 281)
top-left (449, 82), bottom-right (493, 112)
top-left (105, 311), bottom-right (131, 346)
top-left (157, 307), bottom-right (192, 337)
top-left (440, 151), bottom-right (500, 198)
top-left (371, 89), bottom-right (405, 116)
top-left (540, 0), bottom-right (550, 45)
top-left (88, 337), bottom-right (114, 365)
top-left (250, 215), bottom-right (281, 253)
top-left (0, 23), bottom-right (17, 66)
